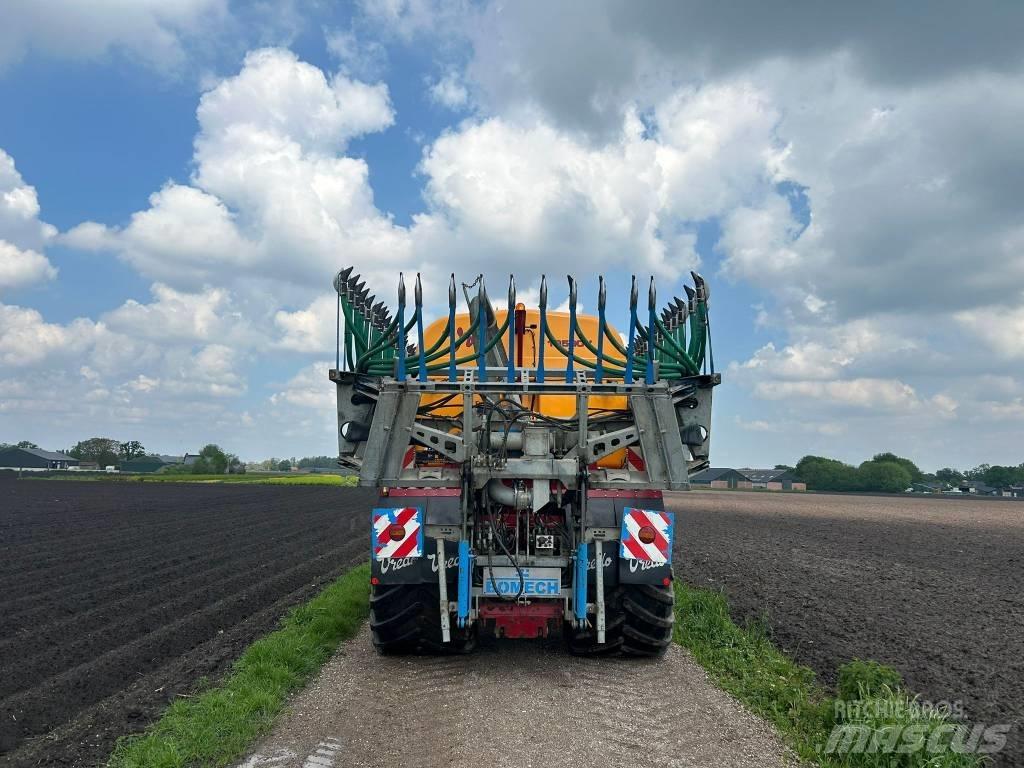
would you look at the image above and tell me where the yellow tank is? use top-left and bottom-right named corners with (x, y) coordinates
top-left (419, 308), bottom-right (630, 468)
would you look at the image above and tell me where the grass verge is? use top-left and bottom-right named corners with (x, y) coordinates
top-left (109, 564), bottom-right (370, 768)
top-left (674, 583), bottom-right (988, 767)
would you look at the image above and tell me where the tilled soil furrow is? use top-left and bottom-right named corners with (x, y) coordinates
top-left (0, 497), bottom-right (339, 588)
top-left (667, 490), bottom-right (1024, 768)
top-left (3, 559), bottom-right (359, 768)
top-left (0, 538), bottom-right (349, 699)
top-left (0, 546), bottom-right (345, 749)
top-left (0, 516), bottom-right (336, 629)
top-left (0, 480), bottom-right (374, 761)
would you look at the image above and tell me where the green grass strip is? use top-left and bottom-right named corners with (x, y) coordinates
top-left (674, 582), bottom-right (987, 767)
top-left (109, 564), bottom-right (370, 768)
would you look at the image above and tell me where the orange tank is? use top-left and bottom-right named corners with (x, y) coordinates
top-left (419, 308), bottom-right (630, 468)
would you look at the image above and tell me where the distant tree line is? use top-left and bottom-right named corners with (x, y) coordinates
top-left (794, 453), bottom-right (924, 493)
top-left (2, 437), bottom-right (243, 475)
top-left (161, 444), bottom-right (243, 475)
top-left (793, 453), bottom-right (1023, 493)
top-left (935, 464), bottom-right (1024, 488)
top-left (62, 437), bottom-right (147, 468)
top-left (246, 455), bottom-right (338, 472)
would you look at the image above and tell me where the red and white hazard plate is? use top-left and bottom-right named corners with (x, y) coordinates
top-left (372, 507), bottom-right (424, 560)
top-left (619, 507), bottom-right (673, 564)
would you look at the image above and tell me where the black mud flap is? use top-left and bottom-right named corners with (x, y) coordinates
top-left (372, 536), bottom-right (461, 586)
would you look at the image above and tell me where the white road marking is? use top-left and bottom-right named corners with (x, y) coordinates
top-left (236, 748), bottom-right (298, 767)
top-left (302, 738), bottom-right (343, 768)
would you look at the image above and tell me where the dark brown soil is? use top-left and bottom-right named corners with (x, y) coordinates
top-left (0, 478), bottom-right (374, 767)
top-left (667, 490), bottom-right (1024, 768)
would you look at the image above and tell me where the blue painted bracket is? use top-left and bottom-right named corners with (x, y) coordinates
top-left (574, 541), bottom-right (588, 622)
top-left (457, 540), bottom-right (472, 627)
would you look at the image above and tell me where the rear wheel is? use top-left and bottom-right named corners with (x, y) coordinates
top-left (370, 583), bottom-right (475, 655)
top-left (565, 583), bottom-right (674, 657)
top-left (621, 583), bottom-right (674, 657)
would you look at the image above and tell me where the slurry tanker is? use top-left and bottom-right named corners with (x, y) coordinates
top-left (329, 268), bottom-right (718, 656)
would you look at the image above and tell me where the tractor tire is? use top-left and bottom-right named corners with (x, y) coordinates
top-left (620, 583), bottom-right (674, 657)
top-left (565, 583), bottom-right (674, 658)
top-left (369, 583), bottom-right (475, 655)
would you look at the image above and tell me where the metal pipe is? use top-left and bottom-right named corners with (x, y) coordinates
top-left (537, 275), bottom-right (548, 383)
top-left (647, 277), bottom-right (656, 385)
top-left (415, 273), bottom-right (426, 382)
top-left (396, 273), bottom-right (406, 382)
top-left (595, 275), bottom-right (606, 383)
top-left (506, 274), bottom-right (516, 384)
top-left (625, 276), bottom-right (638, 384)
top-left (448, 274), bottom-right (457, 382)
top-left (566, 275), bottom-right (577, 383)
top-left (476, 276), bottom-right (487, 382)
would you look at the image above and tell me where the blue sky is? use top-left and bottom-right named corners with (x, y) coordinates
top-left (1, 2), bottom-right (1022, 470)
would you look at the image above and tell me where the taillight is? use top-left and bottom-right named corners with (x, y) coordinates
top-left (638, 525), bottom-right (657, 544)
top-left (387, 523), bottom-right (406, 542)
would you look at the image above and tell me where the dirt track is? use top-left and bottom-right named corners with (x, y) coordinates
top-left (239, 624), bottom-right (792, 768)
top-left (667, 490), bottom-right (1024, 768)
top-left (0, 479), bottom-right (374, 767)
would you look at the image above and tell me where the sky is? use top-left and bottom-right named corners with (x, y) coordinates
top-left (1, 1), bottom-right (1022, 470)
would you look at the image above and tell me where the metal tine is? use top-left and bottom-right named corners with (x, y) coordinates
top-left (415, 273), bottom-right (427, 382)
top-left (691, 270), bottom-right (709, 305)
top-left (537, 275), bottom-right (548, 383)
top-left (333, 266), bottom-right (352, 295)
top-left (646, 277), bottom-right (656, 384)
top-left (476, 275), bottom-right (487, 380)
top-left (625, 275), bottom-right (638, 384)
top-left (448, 273), bottom-right (457, 382)
top-left (565, 275), bottom-right (578, 383)
top-left (595, 275), bottom-right (607, 383)
top-left (396, 273), bottom-right (407, 381)
top-left (506, 275), bottom-right (516, 383)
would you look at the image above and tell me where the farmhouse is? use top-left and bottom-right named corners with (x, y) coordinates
top-left (688, 467), bottom-right (751, 489)
top-left (121, 455), bottom-right (171, 473)
top-left (120, 453), bottom-right (198, 473)
top-left (689, 466), bottom-right (807, 491)
top-left (738, 468), bottom-right (807, 491)
top-left (959, 480), bottom-right (999, 496)
top-left (0, 446), bottom-right (79, 471)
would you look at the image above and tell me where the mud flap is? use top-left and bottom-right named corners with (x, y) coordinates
top-left (618, 507), bottom-right (674, 585)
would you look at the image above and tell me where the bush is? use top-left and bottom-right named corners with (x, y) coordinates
top-left (857, 461), bottom-right (913, 493)
top-left (838, 659), bottom-right (904, 702)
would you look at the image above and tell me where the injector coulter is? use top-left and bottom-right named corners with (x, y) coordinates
top-left (329, 268), bottom-right (718, 656)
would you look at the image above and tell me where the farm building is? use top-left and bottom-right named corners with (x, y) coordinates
top-left (689, 467), bottom-right (751, 489)
top-left (121, 455), bottom-right (171, 473)
top-left (121, 454), bottom-right (197, 473)
top-left (0, 447), bottom-right (79, 471)
top-left (689, 466), bottom-right (807, 491)
top-left (738, 468), bottom-right (807, 491)
top-left (959, 481), bottom-right (999, 495)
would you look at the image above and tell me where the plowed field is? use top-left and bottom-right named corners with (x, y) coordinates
top-left (667, 490), bottom-right (1024, 767)
top-left (0, 479), bottom-right (374, 767)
